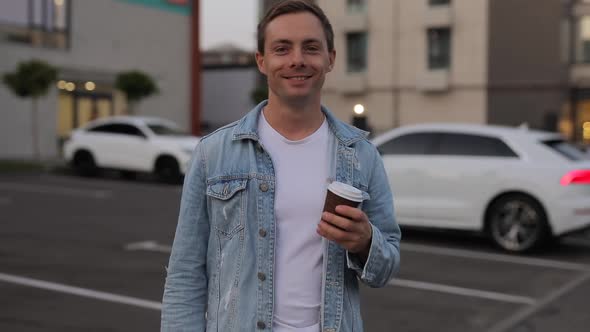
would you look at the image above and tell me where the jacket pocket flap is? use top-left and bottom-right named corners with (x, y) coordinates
top-left (206, 178), bottom-right (248, 200)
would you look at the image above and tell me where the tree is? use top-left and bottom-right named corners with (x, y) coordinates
top-left (3, 59), bottom-right (58, 160)
top-left (115, 70), bottom-right (158, 115)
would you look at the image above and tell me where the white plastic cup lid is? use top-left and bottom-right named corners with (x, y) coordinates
top-left (327, 181), bottom-right (364, 202)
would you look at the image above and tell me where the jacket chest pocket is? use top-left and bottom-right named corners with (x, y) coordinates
top-left (206, 177), bottom-right (248, 238)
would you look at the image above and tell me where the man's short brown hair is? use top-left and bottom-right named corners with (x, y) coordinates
top-left (257, 0), bottom-right (334, 54)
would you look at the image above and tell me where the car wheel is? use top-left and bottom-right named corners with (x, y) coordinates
top-left (155, 157), bottom-right (181, 184)
top-left (486, 194), bottom-right (551, 253)
top-left (73, 150), bottom-right (99, 177)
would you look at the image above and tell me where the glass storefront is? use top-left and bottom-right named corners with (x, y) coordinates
top-left (559, 90), bottom-right (590, 146)
top-left (55, 79), bottom-right (127, 143)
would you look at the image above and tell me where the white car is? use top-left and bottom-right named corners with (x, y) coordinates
top-left (63, 116), bottom-right (200, 182)
top-left (372, 123), bottom-right (590, 252)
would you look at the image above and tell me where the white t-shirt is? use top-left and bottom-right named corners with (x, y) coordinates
top-left (258, 111), bottom-right (329, 332)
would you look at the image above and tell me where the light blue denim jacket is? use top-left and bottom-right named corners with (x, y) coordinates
top-left (161, 101), bottom-right (401, 332)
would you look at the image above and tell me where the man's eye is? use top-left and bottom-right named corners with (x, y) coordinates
top-left (306, 46), bottom-right (320, 52)
top-left (275, 47), bottom-right (288, 54)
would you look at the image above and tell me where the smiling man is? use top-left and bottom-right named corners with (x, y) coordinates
top-left (161, 1), bottom-right (401, 331)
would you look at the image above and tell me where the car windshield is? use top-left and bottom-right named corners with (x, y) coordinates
top-left (147, 124), bottom-right (187, 136)
top-left (542, 139), bottom-right (589, 161)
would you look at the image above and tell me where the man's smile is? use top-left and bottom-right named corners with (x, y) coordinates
top-left (283, 75), bottom-right (313, 81)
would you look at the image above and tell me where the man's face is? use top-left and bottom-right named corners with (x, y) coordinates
top-left (256, 12), bottom-right (335, 105)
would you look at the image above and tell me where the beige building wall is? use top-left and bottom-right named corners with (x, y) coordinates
top-left (319, 0), bottom-right (490, 134)
top-left (399, 89), bottom-right (487, 125)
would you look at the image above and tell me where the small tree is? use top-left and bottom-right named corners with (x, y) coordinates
top-left (115, 70), bottom-right (158, 115)
top-left (3, 59), bottom-right (58, 160)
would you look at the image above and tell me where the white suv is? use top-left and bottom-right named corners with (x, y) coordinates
top-left (372, 123), bottom-right (590, 252)
top-left (63, 116), bottom-right (200, 182)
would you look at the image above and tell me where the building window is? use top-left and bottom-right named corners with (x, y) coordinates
top-left (0, 0), bottom-right (70, 49)
top-left (576, 16), bottom-right (590, 63)
top-left (347, 0), bottom-right (366, 14)
top-left (429, 0), bottom-right (450, 6)
top-left (427, 28), bottom-right (451, 69)
top-left (346, 32), bottom-right (368, 73)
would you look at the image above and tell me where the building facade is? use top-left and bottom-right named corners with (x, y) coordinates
top-left (202, 43), bottom-right (259, 132)
top-left (0, 0), bottom-right (193, 159)
top-left (569, 0), bottom-right (590, 141)
top-left (316, 0), bottom-right (576, 139)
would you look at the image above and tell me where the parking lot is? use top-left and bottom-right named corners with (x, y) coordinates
top-left (1, 172), bottom-right (590, 332)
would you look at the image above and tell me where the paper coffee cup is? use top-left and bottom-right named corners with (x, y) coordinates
top-left (323, 181), bottom-right (364, 215)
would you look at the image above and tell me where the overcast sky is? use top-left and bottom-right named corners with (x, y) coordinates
top-left (201, 0), bottom-right (258, 51)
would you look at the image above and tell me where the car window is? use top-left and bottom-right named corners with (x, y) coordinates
top-left (88, 124), bottom-right (120, 134)
top-left (378, 133), bottom-right (438, 155)
top-left (542, 139), bottom-right (589, 161)
top-left (116, 124), bottom-right (146, 137)
top-left (88, 123), bottom-right (145, 138)
top-left (147, 124), bottom-right (186, 136)
top-left (436, 133), bottom-right (518, 157)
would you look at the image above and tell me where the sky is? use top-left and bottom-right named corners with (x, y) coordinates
top-left (201, 0), bottom-right (258, 51)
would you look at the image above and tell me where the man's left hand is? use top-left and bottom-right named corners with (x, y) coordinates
top-left (317, 205), bottom-right (372, 260)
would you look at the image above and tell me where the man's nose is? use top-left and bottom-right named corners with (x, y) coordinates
top-left (290, 49), bottom-right (305, 68)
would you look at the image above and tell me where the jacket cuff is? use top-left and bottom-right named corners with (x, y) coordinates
top-left (346, 223), bottom-right (380, 282)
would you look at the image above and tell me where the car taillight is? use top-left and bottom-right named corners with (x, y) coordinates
top-left (560, 170), bottom-right (590, 186)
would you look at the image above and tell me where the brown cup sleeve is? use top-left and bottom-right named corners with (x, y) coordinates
top-left (323, 189), bottom-right (361, 215)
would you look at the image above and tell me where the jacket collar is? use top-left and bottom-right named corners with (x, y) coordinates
top-left (232, 100), bottom-right (368, 146)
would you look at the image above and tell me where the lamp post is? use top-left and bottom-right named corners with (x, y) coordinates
top-left (352, 104), bottom-right (369, 131)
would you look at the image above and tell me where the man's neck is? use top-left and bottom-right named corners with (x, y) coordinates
top-left (263, 97), bottom-right (325, 141)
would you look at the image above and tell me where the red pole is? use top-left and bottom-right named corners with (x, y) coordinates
top-left (190, 0), bottom-right (201, 136)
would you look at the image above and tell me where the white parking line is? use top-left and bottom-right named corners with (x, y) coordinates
top-left (0, 183), bottom-right (111, 199)
top-left (125, 241), bottom-right (536, 305)
top-left (389, 278), bottom-right (536, 305)
top-left (402, 243), bottom-right (590, 272)
top-left (486, 271), bottom-right (590, 332)
top-left (125, 241), bottom-right (172, 253)
top-left (0, 272), bottom-right (161, 311)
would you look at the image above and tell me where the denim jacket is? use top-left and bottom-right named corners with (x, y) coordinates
top-left (161, 101), bottom-right (401, 332)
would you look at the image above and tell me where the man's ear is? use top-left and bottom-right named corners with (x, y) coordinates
top-left (328, 49), bottom-right (336, 72)
top-left (255, 51), bottom-right (267, 75)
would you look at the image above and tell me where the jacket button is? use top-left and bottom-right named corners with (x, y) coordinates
top-left (257, 321), bottom-right (266, 329)
top-left (259, 229), bottom-right (267, 237)
top-left (259, 183), bottom-right (269, 192)
top-left (258, 272), bottom-right (266, 281)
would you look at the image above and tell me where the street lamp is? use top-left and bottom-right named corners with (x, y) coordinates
top-left (354, 104), bottom-right (365, 115)
top-left (352, 104), bottom-right (369, 131)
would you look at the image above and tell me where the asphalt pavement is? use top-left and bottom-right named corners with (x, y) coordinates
top-left (1, 172), bottom-right (589, 332)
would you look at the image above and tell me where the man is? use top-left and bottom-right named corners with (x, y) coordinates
top-left (161, 1), bottom-right (401, 331)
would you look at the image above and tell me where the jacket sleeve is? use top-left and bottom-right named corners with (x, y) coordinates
top-left (346, 144), bottom-right (401, 288)
top-left (161, 142), bottom-right (210, 331)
